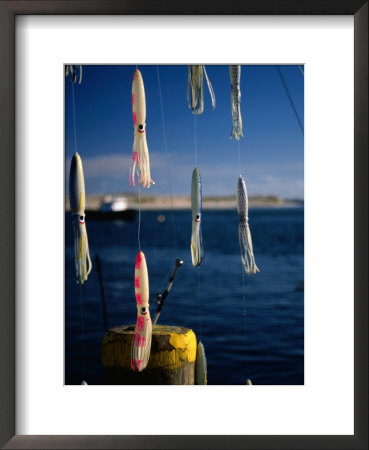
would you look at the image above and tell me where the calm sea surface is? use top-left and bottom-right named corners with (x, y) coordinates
top-left (65, 208), bottom-right (304, 385)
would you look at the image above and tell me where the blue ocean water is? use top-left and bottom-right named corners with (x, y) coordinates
top-left (65, 208), bottom-right (304, 385)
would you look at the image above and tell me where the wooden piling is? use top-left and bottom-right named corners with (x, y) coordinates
top-left (101, 325), bottom-right (197, 384)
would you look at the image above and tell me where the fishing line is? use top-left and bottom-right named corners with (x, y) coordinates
top-left (156, 66), bottom-right (177, 253)
top-left (237, 139), bottom-right (242, 176)
top-left (71, 82), bottom-right (78, 153)
top-left (193, 106), bottom-right (202, 342)
top-left (238, 138), bottom-right (248, 325)
top-left (298, 65), bottom-right (304, 77)
top-left (194, 115), bottom-right (198, 166)
top-left (237, 140), bottom-right (248, 318)
top-left (134, 63), bottom-right (142, 252)
top-left (234, 96), bottom-right (248, 374)
top-left (137, 183), bottom-right (142, 251)
top-left (72, 79), bottom-right (87, 378)
top-left (155, 66), bottom-right (180, 309)
top-left (79, 283), bottom-right (86, 373)
top-left (236, 67), bottom-right (244, 175)
top-left (240, 257), bottom-right (249, 383)
top-left (241, 267), bottom-right (247, 318)
top-left (276, 65), bottom-right (304, 135)
top-left (197, 268), bottom-right (202, 341)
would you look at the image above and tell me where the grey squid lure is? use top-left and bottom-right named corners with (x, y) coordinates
top-left (191, 167), bottom-right (204, 267)
top-left (236, 175), bottom-right (259, 274)
top-left (187, 65), bottom-right (216, 115)
top-left (65, 65), bottom-right (83, 84)
top-left (229, 65), bottom-right (244, 140)
top-left (69, 152), bottom-right (92, 284)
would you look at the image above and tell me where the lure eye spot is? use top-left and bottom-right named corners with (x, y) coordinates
top-left (140, 306), bottom-right (147, 315)
top-left (79, 215), bottom-right (85, 223)
top-left (195, 214), bottom-right (201, 223)
top-left (138, 124), bottom-right (144, 132)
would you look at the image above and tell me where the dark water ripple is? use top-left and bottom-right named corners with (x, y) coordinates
top-left (65, 208), bottom-right (304, 385)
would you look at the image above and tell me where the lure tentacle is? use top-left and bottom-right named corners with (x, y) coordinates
top-left (131, 313), bottom-right (152, 372)
top-left (236, 175), bottom-right (259, 274)
top-left (131, 251), bottom-right (152, 371)
top-left (130, 131), bottom-right (153, 188)
top-left (71, 214), bottom-right (92, 283)
top-left (65, 65), bottom-right (83, 84)
top-left (191, 221), bottom-right (203, 267)
top-left (187, 66), bottom-right (202, 114)
top-left (195, 341), bottom-right (207, 385)
top-left (229, 65), bottom-right (243, 140)
top-left (187, 65), bottom-right (215, 115)
top-left (203, 66), bottom-right (216, 109)
top-left (238, 220), bottom-right (259, 274)
top-left (130, 69), bottom-right (154, 188)
top-left (191, 167), bottom-right (204, 267)
top-left (69, 152), bottom-right (92, 284)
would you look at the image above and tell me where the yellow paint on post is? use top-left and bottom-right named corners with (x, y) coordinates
top-left (169, 330), bottom-right (197, 363)
top-left (102, 325), bottom-right (196, 371)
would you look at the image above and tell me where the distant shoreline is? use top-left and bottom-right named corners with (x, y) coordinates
top-left (66, 194), bottom-right (303, 211)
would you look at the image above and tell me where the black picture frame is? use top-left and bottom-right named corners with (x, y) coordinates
top-left (0, 1), bottom-right (367, 449)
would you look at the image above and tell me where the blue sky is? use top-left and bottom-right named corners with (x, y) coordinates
top-left (65, 65), bottom-right (304, 199)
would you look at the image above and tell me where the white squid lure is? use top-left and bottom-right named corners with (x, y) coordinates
top-left (129, 68), bottom-right (154, 188)
top-left (236, 175), bottom-right (259, 274)
top-left (131, 251), bottom-right (152, 372)
top-left (229, 65), bottom-right (244, 140)
top-left (187, 65), bottom-right (216, 115)
top-left (69, 152), bottom-right (92, 284)
top-left (191, 167), bottom-right (204, 267)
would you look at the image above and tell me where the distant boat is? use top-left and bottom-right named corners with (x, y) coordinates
top-left (85, 196), bottom-right (136, 221)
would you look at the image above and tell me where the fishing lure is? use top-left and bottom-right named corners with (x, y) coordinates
top-left (129, 69), bottom-right (154, 188)
top-left (69, 152), bottom-right (92, 284)
top-left (195, 341), bottom-right (207, 385)
top-left (131, 251), bottom-right (152, 372)
top-left (236, 175), bottom-right (259, 274)
top-left (191, 167), bottom-right (204, 267)
top-left (229, 65), bottom-right (244, 140)
top-left (187, 65), bottom-right (216, 115)
top-left (65, 65), bottom-right (83, 84)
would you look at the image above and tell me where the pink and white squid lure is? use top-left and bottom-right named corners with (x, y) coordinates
top-left (69, 152), bottom-right (92, 284)
top-left (129, 69), bottom-right (154, 188)
top-left (131, 251), bottom-right (152, 372)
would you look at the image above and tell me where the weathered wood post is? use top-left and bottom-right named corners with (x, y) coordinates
top-left (102, 325), bottom-right (197, 384)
